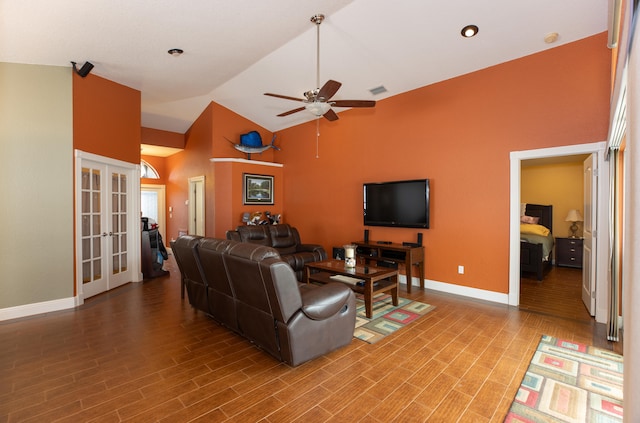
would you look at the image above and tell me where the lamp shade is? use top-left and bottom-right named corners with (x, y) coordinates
top-left (565, 209), bottom-right (584, 222)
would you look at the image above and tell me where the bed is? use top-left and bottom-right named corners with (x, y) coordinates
top-left (520, 204), bottom-right (554, 281)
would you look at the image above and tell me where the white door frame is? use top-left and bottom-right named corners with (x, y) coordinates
top-left (509, 142), bottom-right (610, 323)
top-left (74, 150), bottom-right (141, 305)
top-left (188, 175), bottom-right (205, 236)
top-left (141, 184), bottom-right (166, 240)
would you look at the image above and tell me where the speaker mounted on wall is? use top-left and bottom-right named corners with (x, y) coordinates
top-left (364, 229), bottom-right (369, 243)
top-left (71, 61), bottom-right (95, 78)
top-left (417, 232), bottom-right (423, 246)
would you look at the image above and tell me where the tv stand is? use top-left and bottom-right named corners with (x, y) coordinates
top-left (353, 241), bottom-right (424, 293)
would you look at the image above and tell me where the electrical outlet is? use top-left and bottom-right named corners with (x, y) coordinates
top-left (458, 265), bottom-right (464, 274)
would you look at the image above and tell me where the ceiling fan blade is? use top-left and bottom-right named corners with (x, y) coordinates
top-left (265, 93), bottom-right (305, 102)
top-left (317, 80), bottom-right (342, 101)
top-left (332, 100), bottom-right (376, 108)
top-left (323, 108), bottom-right (339, 121)
top-left (277, 106), bottom-right (306, 117)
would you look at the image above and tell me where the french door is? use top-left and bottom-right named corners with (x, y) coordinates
top-left (76, 151), bottom-right (140, 301)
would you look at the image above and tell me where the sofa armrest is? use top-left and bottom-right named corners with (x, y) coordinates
top-left (300, 283), bottom-right (353, 320)
top-left (226, 230), bottom-right (241, 241)
top-left (297, 243), bottom-right (328, 259)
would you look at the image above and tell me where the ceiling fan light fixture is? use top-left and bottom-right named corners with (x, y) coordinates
top-left (461, 25), bottom-right (479, 38)
top-left (305, 101), bottom-right (331, 116)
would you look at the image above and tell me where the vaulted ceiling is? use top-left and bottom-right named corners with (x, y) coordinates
top-left (1, 0), bottom-right (608, 134)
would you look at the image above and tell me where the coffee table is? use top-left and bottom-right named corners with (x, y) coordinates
top-left (304, 259), bottom-right (398, 318)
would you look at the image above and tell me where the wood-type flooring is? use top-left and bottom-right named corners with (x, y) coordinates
top-left (0, 259), bottom-right (621, 422)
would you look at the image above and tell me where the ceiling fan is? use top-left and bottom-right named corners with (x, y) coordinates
top-left (264, 14), bottom-right (375, 122)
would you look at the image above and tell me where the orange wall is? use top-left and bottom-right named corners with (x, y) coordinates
top-left (211, 102), bottom-right (276, 161)
top-left (213, 161), bottom-right (284, 237)
top-left (73, 73), bottom-right (140, 163)
top-left (276, 33), bottom-right (611, 294)
top-left (165, 102), bottom-right (275, 241)
top-left (165, 104), bottom-right (214, 240)
top-left (141, 127), bottom-right (185, 149)
top-left (141, 154), bottom-right (167, 185)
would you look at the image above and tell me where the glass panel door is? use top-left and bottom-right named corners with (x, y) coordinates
top-left (77, 158), bottom-right (135, 299)
top-left (108, 166), bottom-right (132, 289)
top-left (80, 164), bottom-right (108, 296)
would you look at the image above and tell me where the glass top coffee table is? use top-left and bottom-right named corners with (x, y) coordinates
top-left (304, 259), bottom-right (398, 318)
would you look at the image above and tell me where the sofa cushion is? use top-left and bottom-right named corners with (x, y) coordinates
top-left (268, 224), bottom-right (298, 254)
top-left (197, 238), bottom-right (238, 331)
top-left (236, 225), bottom-right (271, 246)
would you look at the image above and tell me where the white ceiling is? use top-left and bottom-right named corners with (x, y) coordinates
top-left (1, 0), bottom-right (608, 135)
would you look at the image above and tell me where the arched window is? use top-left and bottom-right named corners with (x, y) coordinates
top-left (141, 160), bottom-right (159, 179)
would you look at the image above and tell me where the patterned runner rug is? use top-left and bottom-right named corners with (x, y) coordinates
top-left (505, 335), bottom-right (623, 422)
top-left (353, 294), bottom-right (435, 344)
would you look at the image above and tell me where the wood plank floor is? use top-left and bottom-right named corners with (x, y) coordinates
top-left (520, 265), bottom-right (592, 322)
top-left (0, 258), bottom-right (621, 422)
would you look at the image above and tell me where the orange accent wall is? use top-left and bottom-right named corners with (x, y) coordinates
top-left (165, 102), bottom-right (275, 240)
top-left (141, 154), bottom-right (167, 185)
top-left (73, 73), bottom-right (140, 163)
top-left (275, 33), bottom-right (611, 294)
top-left (141, 127), bottom-right (185, 149)
top-left (165, 104), bottom-right (214, 240)
top-left (213, 161), bottom-right (284, 237)
top-left (211, 102), bottom-right (275, 161)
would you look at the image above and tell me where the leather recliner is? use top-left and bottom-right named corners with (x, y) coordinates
top-left (174, 236), bottom-right (356, 366)
top-left (226, 224), bottom-right (327, 281)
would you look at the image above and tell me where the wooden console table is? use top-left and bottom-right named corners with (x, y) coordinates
top-left (353, 242), bottom-right (425, 293)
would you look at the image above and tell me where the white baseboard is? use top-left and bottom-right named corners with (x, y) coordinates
top-left (403, 276), bottom-right (509, 305)
top-left (0, 297), bottom-right (76, 321)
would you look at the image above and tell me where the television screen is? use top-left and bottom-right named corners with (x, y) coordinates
top-left (363, 179), bottom-right (430, 228)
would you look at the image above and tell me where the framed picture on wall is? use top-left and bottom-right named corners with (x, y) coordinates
top-left (243, 173), bottom-right (274, 205)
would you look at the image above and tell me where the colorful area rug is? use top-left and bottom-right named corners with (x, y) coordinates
top-left (505, 335), bottom-right (623, 423)
top-left (353, 294), bottom-right (435, 344)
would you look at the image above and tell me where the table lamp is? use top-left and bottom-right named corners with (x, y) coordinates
top-left (565, 209), bottom-right (584, 238)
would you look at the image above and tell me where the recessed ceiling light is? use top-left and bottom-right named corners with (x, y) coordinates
top-left (461, 25), bottom-right (479, 38)
top-left (168, 48), bottom-right (184, 56)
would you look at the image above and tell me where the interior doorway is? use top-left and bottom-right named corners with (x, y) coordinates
top-left (188, 176), bottom-right (205, 236)
top-left (509, 142), bottom-right (610, 323)
top-left (519, 155), bottom-right (587, 318)
top-left (75, 150), bottom-right (141, 303)
top-left (141, 184), bottom-right (166, 240)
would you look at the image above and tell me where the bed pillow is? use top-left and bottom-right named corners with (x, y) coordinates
top-left (520, 215), bottom-right (540, 224)
top-left (520, 223), bottom-right (550, 236)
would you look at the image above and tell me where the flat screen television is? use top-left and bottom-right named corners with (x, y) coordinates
top-left (363, 179), bottom-right (430, 228)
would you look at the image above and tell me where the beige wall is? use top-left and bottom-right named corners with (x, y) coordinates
top-left (0, 62), bottom-right (74, 308)
top-left (521, 160), bottom-right (585, 237)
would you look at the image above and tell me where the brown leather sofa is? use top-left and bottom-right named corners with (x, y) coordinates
top-left (170, 236), bottom-right (356, 366)
top-left (226, 224), bottom-right (327, 281)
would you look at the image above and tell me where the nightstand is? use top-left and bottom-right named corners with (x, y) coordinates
top-left (555, 237), bottom-right (583, 268)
